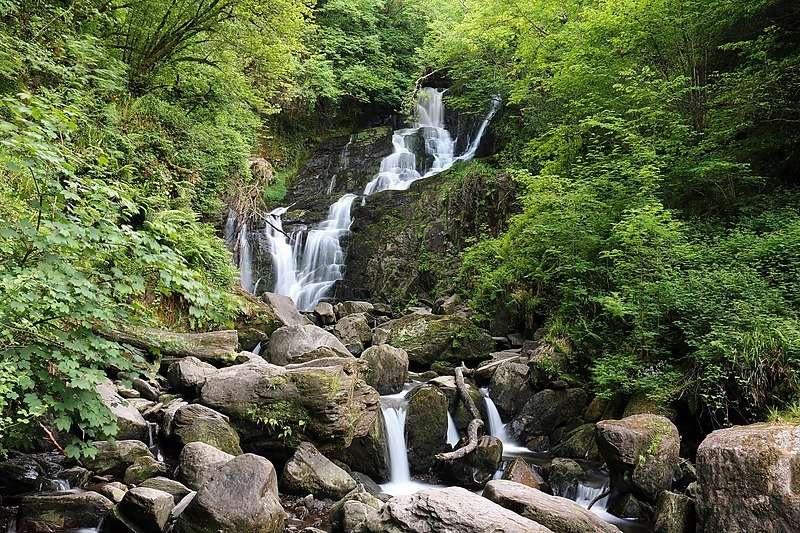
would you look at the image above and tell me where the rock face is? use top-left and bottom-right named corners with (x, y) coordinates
top-left (199, 359), bottom-right (379, 451)
top-left (365, 486), bottom-right (552, 532)
top-left (447, 436), bottom-right (503, 489)
top-left (177, 442), bottom-right (234, 491)
top-left (511, 388), bottom-right (588, 439)
top-left (483, 480), bottom-right (619, 533)
top-left (261, 292), bottom-right (311, 327)
top-left (327, 408), bottom-right (390, 482)
top-left (97, 380), bottom-right (149, 441)
top-left (167, 357), bottom-right (218, 396)
top-left (654, 491), bottom-right (695, 533)
top-left (282, 442), bottom-right (356, 499)
top-left (405, 385), bottom-right (448, 473)
top-left (17, 491), bottom-right (113, 533)
top-left (489, 361), bottom-right (531, 418)
top-left (375, 312), bottom-right (493, 367)
top-left (696, 423), bottom-right (800, 532)
top-left (595, 414), bottom-right (680, 503)
top-left (266, 324), bottom-right (351, 365)
top-left (171, 403), bottom-right (243, 455)
top-left (359, 345), bottom-right (408, 395)
top-left (176, 453), bottom-right (284, 533)
top-left (334, 313), bottom-right (373, 355)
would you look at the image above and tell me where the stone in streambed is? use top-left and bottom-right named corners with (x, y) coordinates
top-left (83, 440), bottom-right (153, 477)
top-left (123, 454), bottom-right (168, 485)
top-left (17, 491), bottom-right (113, 533)
top-left (359, 344), bottom-right (408, 395)
top-left (501, 457), bottom-right (545, 489)
top-left (334, 313), bottom-right (373, 355)
top-left (489, 360), bottom-right (532, 418)
top-left (266, 324), bottom-right (351, 365)
top-left (177, 442), bottom-right (234, 491)
top-left (102, 486), bottom-right (174, 533)
top-left (654, 490), bottom-right (695, 533)
top-left (167, 356), bottom-right (218, 397)
top-left (405, 385), bottom-right (448, 473)
top-left (330, 484), bottom-right (383, 532)
top-left (98, 379), bottom-right (149, 441)
top-left (282, 442), bottom-right (356, 499)
top-left (336, 301), bottom-right (374, 319)
top-left (171, 403), bottom-right (242, 455)
top-left (447, 436), bottom-right (503, 489)
top-left (140, 477), bottom-right (192, 504)
top-left (314, 302), bottom-right (337, 325)
top-left (510, 388), bottom-right (588, 440)
top-left (483, 480), bottom-right (619, 533)
top-left (326, 408), bottom-right (390, 482)
top-left (175, 453), bottom-right (284, 533)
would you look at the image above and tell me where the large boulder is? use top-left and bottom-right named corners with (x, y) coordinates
top-left (330, 485), bottom-right (384, 532)
top-left (596, 414), bottom-right (680, 503)
top-left (326, 409), bottom-right (390, 482)
top-left (359, 345), bottom-right (408, 395)
top-left (282, 442), bottom-right (356, 499)
top-left (102, 487), bottom-right (174, 533)
top-left (262, 292), bottom-right (311, 327)
top-left (550, 423), bottom-right (601, 462)
top-left (314, 302), bottom-right (337, 325)
top-left (199, 359), bottom-right (379, 452)
top-left (167, 357), bottom-right (218, 396)
top-left (139, 477), bottom-right (192, 504)
top-left (176, 453), bottom-right (284, 533)
top-left (696, 423), bottom-right (800, 532)
top-left (501, 457), bottom-right (544, 490)
top-left (17, 491), bottom-right (113, 533)
top-left (375, 313), bottom-right (493, 367)
top-left (176, 442), bottom-right (234, 491)
top-left (171, 404), bottom-right (243, 455)
top-left (510, 388), bottom-right (588, 439)
top-left (405, 385), bottom-right (448, 473)
top-left (122, 454), bottom-right (168, 485)
top-left (97, 380), bottom-right (149, 441)
top-left (336, 301), bottom-right (375, 319)
top-left (84, 440), bottom-right (153, 477)
top-left (334, 313), bottom-right (373, 355)
top-left (365, 486), bottom-right (552, 532)
top-left (654, 491), bottom-right (695, 533)
top-left (266, 324), bottom-right (351, 365)
top-left (489, 361), bottom-right (531, 418)
top-left (447, 436), bottom-right (503, 489)
top-left (483, 480), bottom-right (619, 533)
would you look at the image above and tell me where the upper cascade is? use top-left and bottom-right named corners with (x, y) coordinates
top-left (233, 88), bottom-right (501, 310)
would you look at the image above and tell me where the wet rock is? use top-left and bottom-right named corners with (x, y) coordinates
top-left (131, 377), bottom-right (160, 401)
top-left (98, 379), bottom-right (149, 441)
top-left (60, 466), bottom-right (90, 488)
top-left (427, 376), bottom-right (485, 431)
top-left (282, 442), bottom-right (356, 499)
top-left (336, 301), bottom-right (375, 319)
top-left (199, 359), bottom-right (379, 452)
top-left (0, 454), bottom-right (61, 496)
top-left (596, 414), bottom-right (680, 502)
top-left (140, 477), bottom-right (191, 504)
top-left (501, 457), bottom-right (544, 489)
top-left (314, 302), bottom-right (337, 325)
top-left (447, 436), bottom-right (503, 489)
top-left (376, 313), bottom-right (493, 366)
top-left (547, 458), bottom-right (584, 498)
top-left (405, 385), bottom-right (448, 473)
top-left (84, 440), bottom-right (153, 477)
top-left (484, 480), bottom-right (619, 533)
top-left (696, 423), bottom-right (800, 532)
top-left (334, 313), bottom-right (373, 355)
top-left (328, 409), bottom-right (389, 482)
top-left (266, 324), bottom-right (351, 365)
top-left (103, 487), bottom-right (174, 532)
top-left (175, 453), bottom-right (284, 533)
top-left (512, 388), bottom-right (588, 439)
top-left (17, 491), bottom-right (113, 533)
top-left (489, 361), bottom-right (531, 418)
top-left (123, 454), bottom-right (168, 485)
top-left (92, 481), bottom-right (128, 504)
top-left (365, 486), bottom-right (551, 532)
top-left (177, 442), bottom-right (234, 491)
top-left (359, 345), bottom-right (408, 395)
top-left (167, 357), bottom-right (218, 396)
top-left (172, 403), bottom-right (242, 455)
top-left (550, 423), bottom-right (601, 461)
top-left (350, 473), bottom-right (382, 495)
top-left (330, 484), bottom-right (383, 532)
top-left (654, 491), bottom-right (695, 533)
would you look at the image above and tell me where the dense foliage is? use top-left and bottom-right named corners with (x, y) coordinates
top-left (425, 0), bottom-right (800, 426)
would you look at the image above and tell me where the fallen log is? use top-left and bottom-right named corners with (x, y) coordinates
top-left (454, 364), bottom-right (481, 420)
top-left (98, 325), bottom-right (239, 364)
top-left (435, 418), bottom-right (484, 461)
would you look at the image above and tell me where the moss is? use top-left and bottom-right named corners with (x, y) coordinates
top-left (246, 399), bottom-right (310, 446)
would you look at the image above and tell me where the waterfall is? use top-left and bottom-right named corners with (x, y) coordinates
top-left (480, 388), bottom-right (530, 455)
top-left (575, 483), bottom-right (610, 511)
top-left (254, 89), bottom-right (500, 310)
top-left (382, 405), bottom-right (411, 485)
top-left (446, 412), bottom-right (460, 446)
top-left (237, 222), bottom-right (254, 292)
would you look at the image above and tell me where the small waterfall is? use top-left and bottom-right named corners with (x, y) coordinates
top-left (382, 405), bottom-right (411, 485)
top-left (575, 483), bottom-right (610, 511)
top-left (265, 206), bottom-right (299, 297)
top-left (480, 388), bottom-right (529, 455)
top-left (252, 342), bottom-right (262, 355)
top-left (446, 412), bottom-right (460, 446)
top-left (340, 134), bottom-right (353, 169)
top-left (456, 95), bottom-right (502, 162)
top-left (237, 222), bottom-right (254, 292)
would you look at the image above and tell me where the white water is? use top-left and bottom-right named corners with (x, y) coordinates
top-left (446, 412), bottom-right (460, 446)
top-left (253, 88), bottom-right (500, 310)
top-left (480, 388), bottom-right (531, 455)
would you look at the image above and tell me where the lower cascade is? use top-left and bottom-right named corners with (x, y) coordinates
top-left (231, 87), bottom-right (501, 310)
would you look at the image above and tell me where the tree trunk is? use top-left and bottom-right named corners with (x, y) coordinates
top-left (99, 325), bottom-right (238, 364)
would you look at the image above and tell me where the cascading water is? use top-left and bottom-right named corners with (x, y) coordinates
top-left (480, 388), bottom-right (530, 455)
top-left (446, 412), bottom-right (460, 446)
top-left (255, 88), bottom-right (500, 310)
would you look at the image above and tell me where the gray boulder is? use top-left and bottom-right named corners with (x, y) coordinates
top-left (405, 385), bottom-right (448, 473)
top-left (177, 442), bottom-right (234, 491)
top-left (104, 487), bottom-right (173, 532)
top-left (489, 361), bottom-right (531, 418)
top-left (596, 414), bottom-right (680, 502)
top-left (511, 388), bottom-right (588, 439)
top-left (122, 454), bottom-right (168, 485)
top-left (282, 442), bottom-right (356, 499)
top-left (314, 302), bottom-right (337, 325)
top-left (266, 324), bottom-right (351, 365)
top-left (501, 457), bottom-right (544, 489)
top-left (336, 301), bottom-right (374, 319)
top-left (167, 357), bottom-right (218, 396)
top-left (696, 423), bottom-right (800, 532)
top-left (131, 377), bottom-right (160, 401)
top-left (17, 491), bottom-right (113, 533)
top-left (330, 484), bottom-right (383, 532)
top-left (327, 409), bottom-right (390, 482)
top-left (262, 292), bottom-right (311, 327)
top-left (84, 440), bottom-right (153, 477)
top-left (140, 477), bottom-right (192, 504)
top-left (447, 436), bottom-right (503, 489)
top-left (483, 480), bottom-right (619, 533)
top-left (334, 313), bottom-right (373, 355)
top-left (365, 486), bottom-right (552, 532)
top-left (98, 380), bottom-right (149, 441)
top-left (550, 423), bottom-right (601, 461)
top-left (654, 491), bottom-right (695, 533)
top-left (172, 404), bottom-right (242, 455)
top-left (359, 345), bottom-right (408, 395)
top-left (176, 454), bottom-right (284, 533)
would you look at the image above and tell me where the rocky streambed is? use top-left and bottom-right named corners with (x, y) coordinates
top-left (1, 293), bottom-right (799, 533)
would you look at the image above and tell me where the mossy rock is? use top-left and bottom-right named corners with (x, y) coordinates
top-left (406, 385), bottom-right (449, 473)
